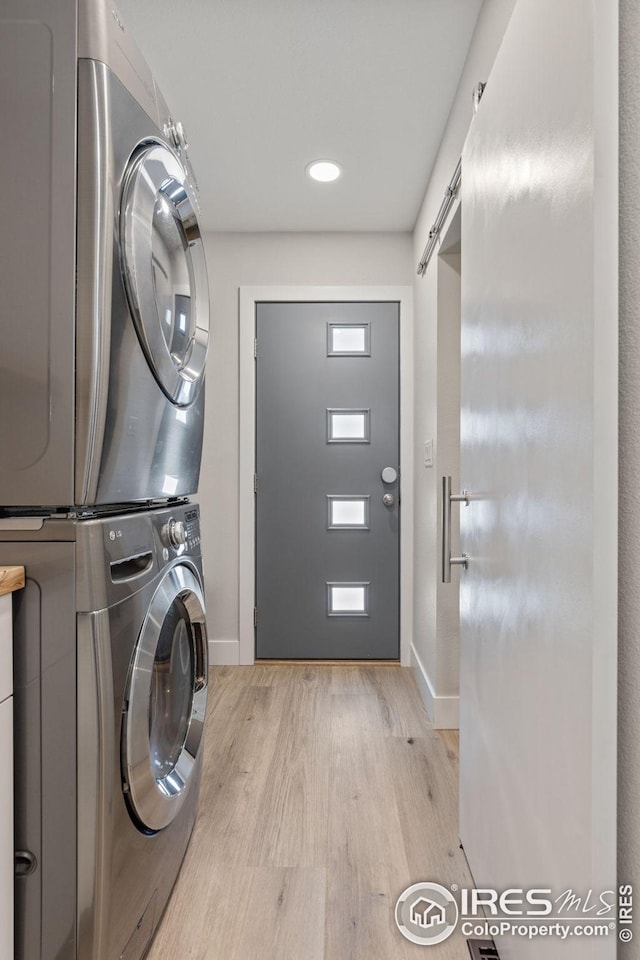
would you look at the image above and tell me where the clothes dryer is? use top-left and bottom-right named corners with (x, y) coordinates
top-left (0, 0), bottom-right (209, 509)
top-left (3, 502), bottom-right (208, 960)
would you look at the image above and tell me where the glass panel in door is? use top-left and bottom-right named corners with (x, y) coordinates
top-left (123, 564), bottom-right (207, 832)
top-left (120, 142), bottom-right (209, 406)
top-left (149, 595), bottom-right (195, 782)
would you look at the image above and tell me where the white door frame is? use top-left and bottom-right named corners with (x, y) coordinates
top-left (239, 285), bottom-right (414, 665)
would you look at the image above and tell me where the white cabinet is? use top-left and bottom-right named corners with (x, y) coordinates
top-left (0, 591), bottom-right (14, 960)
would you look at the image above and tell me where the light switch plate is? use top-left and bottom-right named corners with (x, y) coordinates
top-left (424, 439), bottom-right (434, 468)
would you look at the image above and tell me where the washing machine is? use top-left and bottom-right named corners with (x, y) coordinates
top-left (0, 0), bottom-right (209, 509)
top-left (2, 502), bottom-right (209, 960)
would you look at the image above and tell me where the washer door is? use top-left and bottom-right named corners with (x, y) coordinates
top-left (123, 563), bottom-right (208, 832)
top-left (120, 141), bottom-right (209, 407)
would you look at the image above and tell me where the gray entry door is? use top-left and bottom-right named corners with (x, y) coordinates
top-left (255, 301), bottom-right (400, 659)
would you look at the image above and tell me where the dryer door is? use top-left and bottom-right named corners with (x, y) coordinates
top-left (120, 142), bottom-right (209, 407)
top-left (123, 563), bottom-right (208, 832)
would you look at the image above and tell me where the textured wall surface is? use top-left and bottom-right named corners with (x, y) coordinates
top-left (199, 231), bottom-right (413, 645)
top-left (619, 0), bottom-right (640, 935)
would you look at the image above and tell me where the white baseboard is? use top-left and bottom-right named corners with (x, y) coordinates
top-left (410, 643), bottom-right (459, 730)
top-left (208, 639), bottom-right (240, 666)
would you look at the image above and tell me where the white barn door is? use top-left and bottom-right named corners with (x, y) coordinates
top-left (459, 1), bottom-right (617, 958)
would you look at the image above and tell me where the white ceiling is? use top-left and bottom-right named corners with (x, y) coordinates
top-left (118, 0), bottom-right (483, 233)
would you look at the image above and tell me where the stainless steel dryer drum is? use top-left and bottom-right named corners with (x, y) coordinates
top-left (3, 503), bottom-right (209, 960)
top-left (0, 0), bottom-right (210, 508)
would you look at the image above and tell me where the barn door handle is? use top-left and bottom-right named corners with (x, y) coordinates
top-left (442, 475), bottom-right (470, 583)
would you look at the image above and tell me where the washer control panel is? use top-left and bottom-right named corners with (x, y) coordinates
top-left (154, 505), bottom-right (201, 557)
top-left (184, 507), bottom-right (201, 551)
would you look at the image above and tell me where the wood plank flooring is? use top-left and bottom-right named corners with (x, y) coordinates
top-left (146, 664), bottom-right (473, 960)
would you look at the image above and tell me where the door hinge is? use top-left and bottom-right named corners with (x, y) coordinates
top-left (253, 473), bottom-right (258, 493)
top-left (253, 606), bottom-right (258, 627)
top-left (253, 338), bottom-right (258, 358)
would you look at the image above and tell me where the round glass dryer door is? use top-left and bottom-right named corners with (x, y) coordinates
top-left (123, 563), bottom-right (208, 832)
top-left (120, 141), bottom-right (209, 406)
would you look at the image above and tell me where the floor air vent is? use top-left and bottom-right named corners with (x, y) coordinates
top-left (466, 939), bottom-right (500, 960)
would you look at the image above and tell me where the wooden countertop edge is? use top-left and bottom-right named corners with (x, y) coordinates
top-left (0, 566), bottom-right (25, 597)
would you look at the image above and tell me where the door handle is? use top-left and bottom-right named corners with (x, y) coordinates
top-left (442, 475), bottom-right (470, 583)
top-left (193, 622), bottom-right (208, 692)
top-left (15, 850), bottom-right (37, 877)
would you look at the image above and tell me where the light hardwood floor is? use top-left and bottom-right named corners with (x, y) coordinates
top-left (146, 664), bottom-right (473, 960)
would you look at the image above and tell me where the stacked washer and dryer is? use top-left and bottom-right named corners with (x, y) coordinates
top-left (0, 2), bottom-right (211, 959)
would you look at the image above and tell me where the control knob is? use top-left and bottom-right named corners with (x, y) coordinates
top-left (161, 518), bottom-right (187, 549)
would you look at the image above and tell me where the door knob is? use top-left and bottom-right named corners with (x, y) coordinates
top-left (381, 466), bottom-right (398, 483)
top-left (382, 493), bottom-right (395, 507)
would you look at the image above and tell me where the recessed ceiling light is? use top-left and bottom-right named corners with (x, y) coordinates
top-left (306, 160), bottom-right (342, 183)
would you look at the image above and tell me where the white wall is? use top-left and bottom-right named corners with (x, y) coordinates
top-left (199, 232), bottom-right (413, 651)
top-left (434, 245), bottom-right (461, 700)
top-left (411, 0), bottom-right (517, 725)
top-left (619, 0), bottom-right (640, 940)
